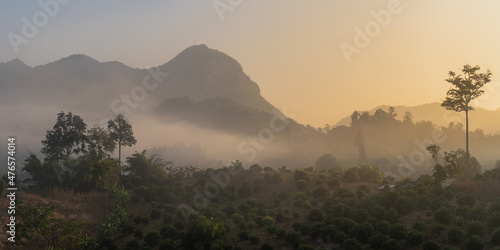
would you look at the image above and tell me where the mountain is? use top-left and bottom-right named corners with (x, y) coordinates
top-left (334, 103), bottom-right (500, 135)
top-left (152, 44), bottom-right (280, 115)
top-left (0, 44), bottom-right (282, 119)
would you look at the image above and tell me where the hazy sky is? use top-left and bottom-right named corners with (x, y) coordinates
top-left (1, 0), bottom-right (500, 127)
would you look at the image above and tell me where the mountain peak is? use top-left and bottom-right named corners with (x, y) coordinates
top-left (61, 54), bottom-right (100, 64)
top-left (0, 58), bottom-right (30, 71)
top-left (148, 44), bottom-right (282, 115)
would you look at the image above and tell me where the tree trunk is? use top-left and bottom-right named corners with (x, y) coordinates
top-left (465, 108), bottom-right (470, 173)
top-left (118, 139), bottom-right (121, 176)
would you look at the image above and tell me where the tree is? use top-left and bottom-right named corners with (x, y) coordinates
top-left (72, 125), bottom-right (118, 191)
top-left (183, 216), bottom-right (229, 249)
top-left (248, 164), bottom-right (263, 174)
top-left (42, 111), bottom-right (87, 162)
top-left (314, 153), bottom-right (340, 170)
top-left (108, 114), bottom-right (137, 174)
top-left (125, 150), bottom-right (168, 179)
top-left (441, 64), bottom-right (492, 170)
top-left (312, 186), bottom-right (329, 199)
top-left (22, 153), bottom-right (58, 188)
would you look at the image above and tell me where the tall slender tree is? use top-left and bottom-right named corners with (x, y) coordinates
top-left (107, 114), bottom-right (137, 175)
top-left (441, 64), bottom-right (491, 171)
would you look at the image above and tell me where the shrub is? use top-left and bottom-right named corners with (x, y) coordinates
top-left (488, 212), bottom-right (500, 228)
top-left (232, 213), bottom-right (245, 224)
top-left (249, 235), bottom-right (260, 244)
top-left (162, 214), bottom-right (172, 224)
top-left (431, 223), bottom-right (446, 237)
top-left (457, 194), bottom-right (476, 207)
top-left (343, 168), bottom-right (359, 182)
top-left (370, 205), bottom-right (386, 220)
top-left (388, 224), bottom-right (408, 240)
top-left (385, 207), bottom-right (400, 223)
top-left (158, 239), bottom-right (176, 250)
top-left (416, 195), bottom-right (431, 209)
top-left (296, 180), bottom-right (308, 191)
top-left (350, 223), bottom-right (375, 243)
top-left (395, 196), bottom-right (415, 215)
top-left (126, 240), bottom-right (140, 250)
top-left (456, 205), bottom-right (470, 219)
top-left (307, 208), bottom-right (324, 222)
top-left (295, 170), bottom-right (310, 181)
top-left (293, 222), bottom-right (302, 231)
top-left (490, 227), bottom-right (500, 244)
top-left (407, 230), bottom-right (425, 246)
top-left (300, 224), bottom-right (312, 236)
top-left (430, 199), bottom-right (443, 211)
top-left (238, 185), bottom-right (252, 197)
top-left (447, 226), bottom-right (465, 244)
top-left (297, 244), bottom-right (316, 250)
top-left (376, 220), bottom-right (390, 234)
top-left (276, 229), bottom-right (287, 239)
top-left (239, 230), bottom-right (249, 241)
top-left (328, 178), bottom-right (342, 188)
top-left (368, 233), bottom-right (387, 248)
top-left (267, 225), bottom-right (277, 234)
top-left (285, 232), bottom-right (299, 244)
top-left (262, 216), bottom-right (274, 226)
top-left (238, 204), bottom-right (250, 213)
top-left (160, 225), bottom-right (179, 240)
top-left (247, 222), bottom-right (257, 230)
top-left (467, 221), bottom-right (484, 236)
top-left (422, 240), bottom-right (441, 250)
top-left (469, 204), bottom-right (488, 222)
top-left (412, 220), bottom-right (426, 232)
top-left (337, 187), bottom-right (355, 199)
top-left (465, 235), bottom-right (485, 250)
top-left (278, 190), bottom-right (291, 201)
top-left (331, 217), bottom-right (356, 234)
top-left (134, 228), bottom-right (143, 239)
top-left (434, 207), bottom-right (452, 224)
top-left (381, 238), bottom-right (401, 250)
top-left (261, 243), bottom-right (274, 250)
top-left (342, 238), bottom-right (362, 250)
top-left (173, 221), bottom-right (184, 230)
top-left (144, 232), bottom-right (160, 247)
top-left (151, 209), bottom-right (161, 220)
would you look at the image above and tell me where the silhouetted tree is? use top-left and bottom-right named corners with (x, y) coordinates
top-left (314, 153), bottom-right (340, 170)
top-left (41, 111), bottom-right (87, 162)
top-left (108, 114), bottom-right (137, 175)
top-left (125, 150), bottom-right (168, 179)
top-left (441, 64), bottom-right (492, 170)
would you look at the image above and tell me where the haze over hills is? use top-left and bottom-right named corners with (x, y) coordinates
top-left (0, 44), bottom-right (499, 174)
top-left (334, 103), bottom-right (500, 135)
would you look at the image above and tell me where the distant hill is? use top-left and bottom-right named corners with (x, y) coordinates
top-left (334, 103), bottom-right (500, 135)
top-left (0, 44), bottom-right (283, 118)
top-left (154, 44), bottom-right (281, 115)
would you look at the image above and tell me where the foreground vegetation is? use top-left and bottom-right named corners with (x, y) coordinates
top-left (2, 106), bottom-right (499, 249)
